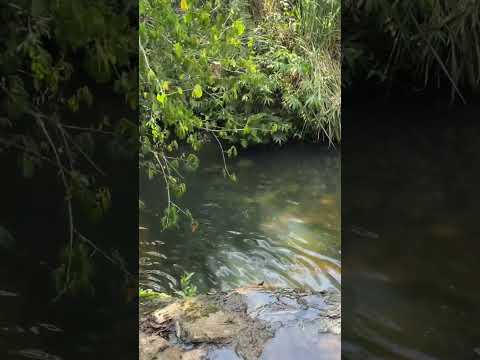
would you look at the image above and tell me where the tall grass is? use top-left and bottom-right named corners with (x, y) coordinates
top-left (344, 0), bottom-right (480, 100)
top-left (297, 0), bottom-right (340, 52)
top-left (192, 0), bottom-right (342, 142)
top-left (235, 0), bottom-right (341, 142)
top-left (308, 48), bottom-right (341, 142)
top-left (296, 0), bottom-right (341, 142)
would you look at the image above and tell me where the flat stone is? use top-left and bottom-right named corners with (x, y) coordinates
top-left (140, 286), bottom-right (341, 360)
top-left (140, 334), bottom-right (169, 360)
top-left (159, 347), bottom-right (183, 360)
top-left (181, 311), bottom-right (241, 343)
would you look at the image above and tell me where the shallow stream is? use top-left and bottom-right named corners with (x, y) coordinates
top-left (139, 144), bottom-right (341, 295)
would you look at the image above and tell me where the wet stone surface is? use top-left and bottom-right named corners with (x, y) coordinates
top-left (140, 286), bottom-right (340, 360)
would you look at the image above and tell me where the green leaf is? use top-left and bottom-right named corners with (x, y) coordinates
top-left (161, 81), bottom-right (170, 91)
top-left (226, 146), bottom-right (237, 158)
top-left (174, 43), bottom-right (183, 58)
top-left (192, 84), bottom-right (203, 99)
top-left (96, 187), bottom-right (111, 214)
top-left (147, 69), bottom-right (156, 82)
top-left (147, 166), bottom-right (154, 180)
top-left (156, 93), bottom-right (167, 105)
top-left (180, 0), bottom-right (189, 12)
top-left (161, 205), bottom-right (179, 229)
top-left (233, 20), bottom-right (245, 36)
top-left (139, 288), bottom-right (171, 299)
top-left (185, 153), bottom-right (200, 171)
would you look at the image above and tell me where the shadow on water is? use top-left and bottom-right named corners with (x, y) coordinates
top-left (343, 102), bottom-right (480, 359)
top-left (0, 86), bottom-right (138, 359)
top-left (0, 163), bottom-right (137, 360)
top-left (140, 144), bottom-right (340, 295)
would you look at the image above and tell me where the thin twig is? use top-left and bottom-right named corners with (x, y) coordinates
top-left (171, 202), bottom-right (189, 217)
top-left (56, 123), bottom-right (76, 289)
top-left (163, 153), bottom-right (184, 179)
top-left (62, 125), bottom-right (115, 135)
top-left (76, 231), bottom-right (132, 278)
top-left (140, 39), bottom-right (152, 73)
top-left (154, 151), bottom-right (171, 208)
top-left (60, 124), bottom-right (106, 176)
top-left (36, 116), bottom-right (74, 291)
top-left (210, 131), bottom-right (230, 177)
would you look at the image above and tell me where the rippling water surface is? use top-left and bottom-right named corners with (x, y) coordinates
top-left (343, 104), bottom-right (480, 359)
top-left (140, 144), bottom-right (340, 294)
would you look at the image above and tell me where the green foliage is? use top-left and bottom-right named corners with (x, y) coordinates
top-left (1, 1), bottom-right (137, 297)
top-left (139, 288), bottom-right (172, 300)
top-left (140, 0), bottom-right (340, 227)
top-left (343, 0), bottom-right (480, 100)
top-left (139, 272), bottom-right (196, 300)
top-left (53, 242), bottom-right (95, 297)
top-left (296, 0), bottom-right (340, 51)
top-left (174, 272), bottom-right (198, 298)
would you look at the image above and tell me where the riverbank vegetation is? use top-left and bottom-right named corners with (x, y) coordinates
top-left (139, 271), bottom-right (197, 300)
top-left (140, 0), bottom-right (340, 229)
top-left (1, 1), bottom-right (137, 298)
top-left (343, 0), bottom-right (480, 101)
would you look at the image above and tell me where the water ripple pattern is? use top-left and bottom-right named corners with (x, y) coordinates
top-left (140, 145), bottom-right (340, 293)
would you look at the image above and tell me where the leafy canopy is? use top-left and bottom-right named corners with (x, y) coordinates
top-left (140, 0), bottom-right (340, 229)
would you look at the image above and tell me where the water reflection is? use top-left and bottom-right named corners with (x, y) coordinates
top-left (140, 144), bottom-right (340, 294)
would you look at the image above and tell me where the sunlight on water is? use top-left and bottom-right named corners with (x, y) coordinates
top-left (140, 144), bottom-right (340, 293)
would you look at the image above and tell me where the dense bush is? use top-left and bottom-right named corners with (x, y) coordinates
top-left (140, 0), bottom-right (340, 228)
top-left (1, 1), bottom-right (137, 296)
top-left (343, 0), bottom-right (480, 101)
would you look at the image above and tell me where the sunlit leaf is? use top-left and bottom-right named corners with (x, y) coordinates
top-left (233, 19), bottom-right (245, 36)
top-left (156, 93), bottom-right (167, 105)
top-left (180, 0), bottom-right (189, 12)
top-left (192, 84), bottom-right (203, 99)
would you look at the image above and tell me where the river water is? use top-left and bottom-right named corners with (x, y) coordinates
top-left (140, 104), bottom-right (480, 359)
top-left (342, 103), bottom-right (480, 359)
top-left (139, 144), bottom-right (341, 295)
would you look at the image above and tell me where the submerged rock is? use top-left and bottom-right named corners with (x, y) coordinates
top-left (140, 286), bottom-right (340, 360)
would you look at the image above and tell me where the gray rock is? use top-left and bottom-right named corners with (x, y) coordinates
top-left (140, 286), bottom-right (341, 360)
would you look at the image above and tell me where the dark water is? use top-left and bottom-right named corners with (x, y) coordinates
top-left (0, 228), bottom-right (136, 358)
top-left (139, 144), bottom-right (341, 295)
top-left (343, 103), bottom-right (480, 359)
top-left (0, 137), bottom-right (138, 360)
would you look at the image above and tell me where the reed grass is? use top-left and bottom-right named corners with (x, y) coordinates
top-left (297, 0), bottom-right (341, 142)
top-left (344, 0), bottom-right (480, 100)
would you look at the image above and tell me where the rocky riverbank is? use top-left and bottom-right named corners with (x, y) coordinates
top-left (140, 285), bottom-right (340, 360)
